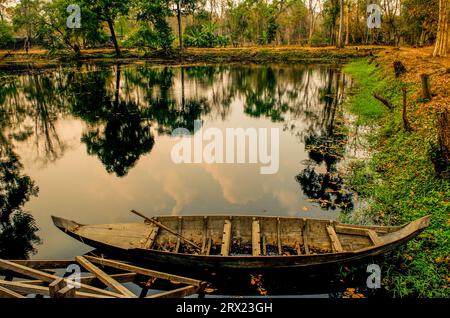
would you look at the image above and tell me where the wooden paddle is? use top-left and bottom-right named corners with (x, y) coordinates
top-left (130, 210), bottom-right (201, 252)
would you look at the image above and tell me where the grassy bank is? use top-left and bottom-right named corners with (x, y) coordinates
top-left (342, 59), bottom-right (449, 297)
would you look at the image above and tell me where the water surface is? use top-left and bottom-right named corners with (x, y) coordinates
top-left (0, 63), bottom-right (353, 261)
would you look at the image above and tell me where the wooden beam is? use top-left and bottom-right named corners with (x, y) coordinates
top-left (175, 216), bottom-right (183, 253)
top-left (367, 229), bottom-right (382, 246)
top-left (0, 280), bottom-right (112, 298)
top-left (302, 219), bottom-right (310, 255)
top-left (147, 285), bottom-right (199, 298)
top-left (143, 226), bottom-right (160, 249)
top-left (49, 278), bottom-right (76, 298)
top-left (0, 259), bottom-right (124, 298)
top-left (83, 256), bottom-right (205, 287)
top-left (8, 260), bottom-right (75, 269)
top-left (252, 218), bottom-right (261, 256)
top-left (131, 210), bottom-right (201, 251)
top-left (19, 273), bottom-right (136, 286)
top-left (54, 285), bottom-right (76, 298)
top-left (0, 285), bottom-right (25, 298)
top-left (201, 216), bottom-right (208, 254)
top-left (262, 235), bottom-right (267, 256)
top-left (295, 241), bottom-right (302, 255)
top-left (277, 218), bottom-right (282, 255)
top-left (335, 225), bottom-right (389, 235)
top-left (76, 256), bottom-right (136, 298)
top-left (221, 219), bottom-right (232, 256)
top-left (203, 237), bottom-right (212, 256)
top-left (326, 225), bottom-right (343, 252)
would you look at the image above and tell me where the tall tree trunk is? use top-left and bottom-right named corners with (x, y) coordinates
top-left (107, 18), bottom-right (120, 57)
top-left (345, 2), bottom-right (350, 45)
top-left (176, 1), bottom-right (183, 52)
top-left (337, 0), bottom-right (345, 48)
top-left (433, 0), bottom-right (449, 57)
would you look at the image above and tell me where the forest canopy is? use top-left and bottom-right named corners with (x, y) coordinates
top-left (0, 0), bottom-right (447, 56)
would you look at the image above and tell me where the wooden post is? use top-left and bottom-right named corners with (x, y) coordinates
top-left (420, 73), bottom-right (432, 100)
top-left (402, 86), bottom-right (412, 131)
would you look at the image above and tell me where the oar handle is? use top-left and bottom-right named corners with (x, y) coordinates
top-left (130, 210), bottom-right (201, 251)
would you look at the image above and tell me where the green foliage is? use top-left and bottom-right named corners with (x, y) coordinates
top-left (183, 23), bottom-right (230, 48)
top-left (343, 60), bottom-right (450, 298)
top-left (343, 61), bottom-right (388, 124)
top-left (0, 20), bottom-right (13, 48)
top-left (128, 0), bottom-right (174, 52)
top-left (124, 24), bottom-right (173, 51)
top-left (12, 0), bottom-right (42, 39)
top-left (37, 0), bottom-right (107, 54)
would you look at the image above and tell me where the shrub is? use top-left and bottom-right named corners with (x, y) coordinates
top-left (0, 21), bottom-right (14, 49)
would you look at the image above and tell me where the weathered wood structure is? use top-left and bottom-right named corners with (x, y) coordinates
top-left (0, 257), bottom-right (208, 298)
top-left (51, 213), bottom-right (431, 270)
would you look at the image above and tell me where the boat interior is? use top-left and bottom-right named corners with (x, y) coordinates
top-left (68, 215), bottom-right (400, 256)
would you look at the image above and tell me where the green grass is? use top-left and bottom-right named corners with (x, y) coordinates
top-left (343, 60), bottom-right (450, 298)
top-left (343, 60), bottom-right (391, 124)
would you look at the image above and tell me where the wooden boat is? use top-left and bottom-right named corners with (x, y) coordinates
top-left (52, 213), bottom-right (430, 270)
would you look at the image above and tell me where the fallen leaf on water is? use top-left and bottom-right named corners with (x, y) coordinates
top-left (302, 206), bottom-right (309, 212)
top-left (204, 288), bottom-right (217, 294)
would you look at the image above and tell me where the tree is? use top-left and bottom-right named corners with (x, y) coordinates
top-left (128, 0), bottom-right (174, 52)
top-left (82, 0), bottom-right (130, 56)
top-left (0, 20), bottom-right (12, 48)
top-left (38, 0), bottom-right (106, 55)
top-left (337, 0), bottom-right (344, 48)
top-left (433, 0), bottom-right (449, 57)
top-left (12, 0), bottom-right (42, 41)
top-left (169, 0), bottom-right (199, 52)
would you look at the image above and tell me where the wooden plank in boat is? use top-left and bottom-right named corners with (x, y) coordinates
top-left (175, 217), bottom-right (183, 253)
top-left (367, 230), bottom-right (382, 246)
top-left (77, 223), bottom-right (155, 249)
top-left (0, 285), bottom-right (25, 298)
top-left (221, 219), bottom-right (232, 256)
top-left (252, 218), bottom-right (261, 256)
top-left (276, 218), bottom-right (282, 255)
top-left (83, 256), bottom-right (205, 287)
top-left (0, 259), bottom-right (125, 298)
top-left (76, 256), bottom-right (136, 298)
top-left (147, 285), bottom-right (198, 298)
top-left (326, 225), bottom-right (343, 252)
top-left (143, 225), bottom-right (160, 249)
top-left (335, 225), bottom-right (388, 235)
top-left (302, 219), bottom-right (310, 255)
top-left (201, 216), bottom-right (208, 254)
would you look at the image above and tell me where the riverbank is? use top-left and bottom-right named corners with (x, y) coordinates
top-left (0, 45), bottom-right (383, 72)
top-left (342, 47), bottom-right (449, 297)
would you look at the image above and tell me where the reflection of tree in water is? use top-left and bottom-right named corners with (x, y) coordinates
top-left (82, 106), bottom-right (155, 177)
top-left (0, 74), bottom-right (68, 164)
top-left (295, 71), bottom-right (354, 211)
top-left (0, 148), bottom-right (40, 259)
top-left (70, 65), bottom-right (155, 177)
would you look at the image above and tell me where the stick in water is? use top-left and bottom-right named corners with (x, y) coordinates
top-left (130, 210), bottom-right (201, 251)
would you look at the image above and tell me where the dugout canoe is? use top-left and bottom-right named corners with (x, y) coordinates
top-left (52, 214), bottom-right (430, 270)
